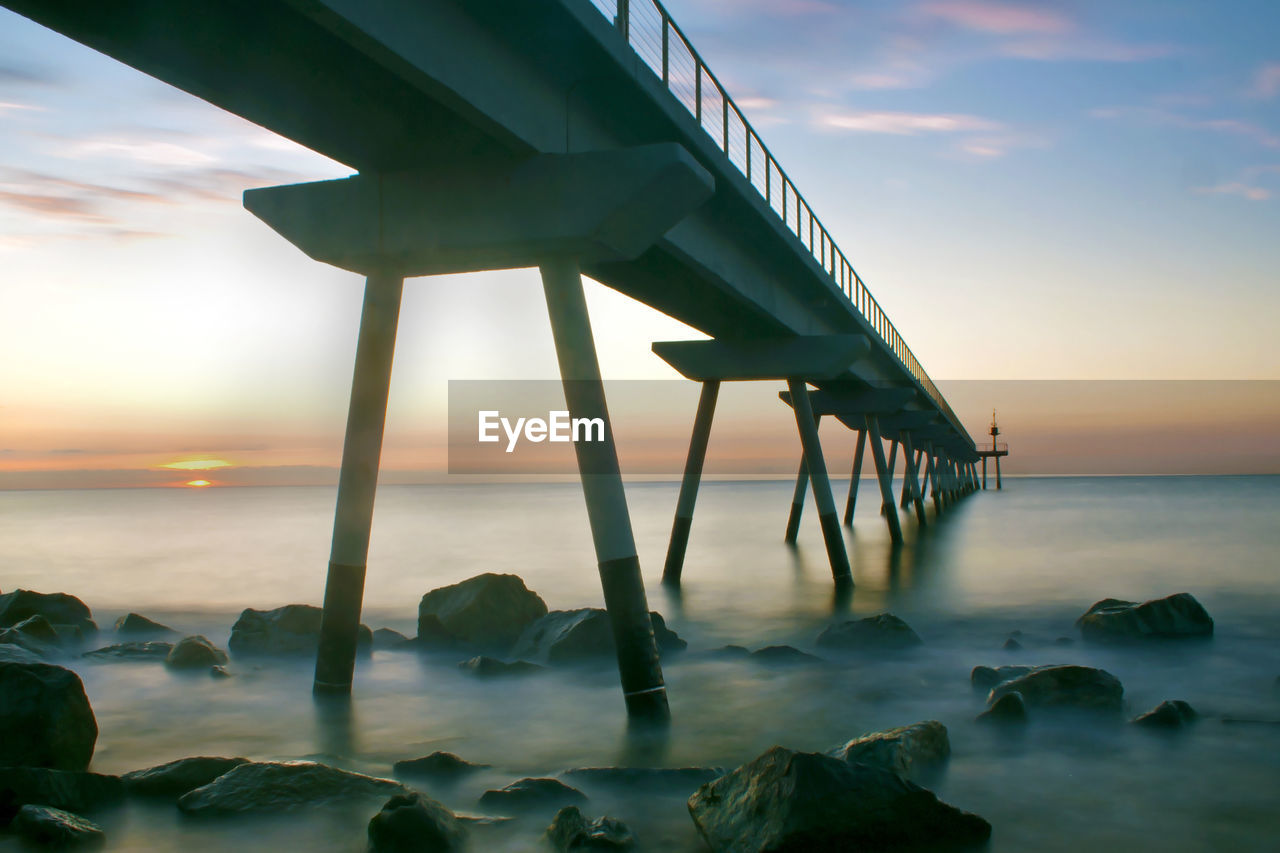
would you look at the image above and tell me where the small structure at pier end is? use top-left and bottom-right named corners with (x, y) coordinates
top-left (975, 411), bottom-right (1010, 489)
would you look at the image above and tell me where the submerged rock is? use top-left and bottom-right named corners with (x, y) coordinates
top-left (0, 768), bottom-right (124, 816)
top-left (418, 574), bottom-right (548, 651)
top-left (970, 665), bottom-right (1042, 691)
top-left (372, 628), bottom-right (409, 649)
top-left (687, 746), bottom-right (990, 852)
top-left (547, 805), bottom-right (636, 851)
top-left (82, 641), bottom-right (173, 662)
top-left (479, 778), bottom-right (587, 813)
top-left (165, 635), bottom-right (228, 670)
top-left (989, 665), bottom-right (1124, 712)
top-left (0, 662), bottom-right (98, 770)
top-left (815, 613), bottom-right (922, 651)
top-left (0, 643), bottom-right (43, 664)
top-left (228, 604), bottom-right (372, 657)
top-left (828, 721), bottom-right (950, 781)
top-left (177, 761), bottom-right (405, 814)
top-left (1002, 637), bottom-right (1023, 651)
top-left (1077, 593), bottom-right (1213, 642)
top-left (707, 645), bottom-right (751, 660)
top-left (1132, 700), bottom-right (1198, 729)
top-left (511, 609), bottom-right (685, 664)
top-left (114, 613), bottom-right (175, 636)
top-left (122, 756), bottom-right (249, 797)
top-left (0, 590), bottom-right (97, 638)
top-left (393, 752), bottom-right (490, 780)
top-left (749, 645), bottom-right (823, 665)
top-left (976, 692), bottom-right (1028, 725)
top-left (457, 655), bottom-right (546, 677)
top-left (368, 791), bottom-right (467, 853)
top-left (12, 804), bottom-right (104, 847)
top-left (210, 665), bottom-right (232, 679)
top-left (0, 615), bottom-right (62, 659)
top-left (561, 767), bottom-right (724, 794)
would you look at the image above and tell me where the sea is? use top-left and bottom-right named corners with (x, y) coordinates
top-left (1, 476), bottom-right (1278, 851)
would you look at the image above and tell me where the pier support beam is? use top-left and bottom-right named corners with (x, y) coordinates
top-left (995, 454), bottom-right (1002, 490)
top-left (542, 259), bottom-right (668, 722)
top-left (784, 452), bottom-right (808, 544)
top-left (662, 380), bottom-right (719, 585)
top-left (842, 429), bottom-right (866, 526)
top-left (881, 439), bottom-right (899, 515)
top-left (901, 433), bottom-right (927, 526)
top-left (923, 447), bottom-right (940, 514)
top-left (865, 415), bottom-right (904, 545)
top-left (982, 458), bottom-right (987, 490)
top-left (787, 381), bottom-right (852, 583)
top-left (314, 272), bottom-right (404, 694)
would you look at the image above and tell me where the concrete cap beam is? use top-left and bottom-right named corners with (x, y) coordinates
top-left (651, 335), bottom-right (871, 381)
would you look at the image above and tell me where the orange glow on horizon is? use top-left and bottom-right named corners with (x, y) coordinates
top-left (185, 479), bottom-right (212, 488)
top-left (163, 459), bottom-right (231, 471)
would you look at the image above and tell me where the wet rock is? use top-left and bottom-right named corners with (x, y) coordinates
top-left (989, 665), bottom-right (1123, 712)
top-left (547, 805), bottom-right (636, 851)
top-left (228, 604), bottom-right (372, 657)
top-left (1002, 637), bottom-right (1022, 651)
top-left (177, 761), bottom-right (405, 814)
top-left (707, 645), bottom-right (751, 660)
top-left (368, 791), bottom-right (467, 853)
top-left (0, 643), bottom-right (43, 664)
top-left (970, 664), bottom-right (1041, 691)
top-left (0, 662), bottom-right (98, 770)
top-left (418, 574), bottom-right (548, 651)
top-left (393, 752), bottom-right (490, 780)
top-left (165, 635), bottom-right (228, 670)
top-left (373, 628), bottom-right (409, 649)
top-left (815, 613), bottom-right (923, 651)
top-left (122, 756), bottom-right (249, 797)
top-left (457, 655), bottom-right (546, 677)
top-left (976, 692), bottom-right (1028, 725)
top-left (687, 746), bottom-right (991, 852)
top-left (0, 768), bottom-right (124, 817)
top-left (0, 590), bottom-right (97, 638)
top-left (82, 641), bottom-right (173, 662)
top-left (511, 609), bottom-right (685, 664)
top-left (210, 665), bottom-right (231, 678)
top-left (478, 778), bottom-right (587, 813)
top-left (829, 721), bottom-right (950, 781)
top-left (1077, 593), bottom-right (1213, 642)
top-left (114, 612), bottom-right (175, 636)
top-left (1054, 636), bottom-right (1074, 646)
top-left (12, 804), bottom-right (104, 847)
top-left (1132, 700), bottom-right (1198, 729)
top-left (749, 645), bottom-right (823, 665)
top-left (0, 615), bottom-right (62, 659)
top-left (562, 767), bottom-right (724, 794)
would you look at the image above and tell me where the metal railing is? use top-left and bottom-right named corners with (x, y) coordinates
top-left (588, 0), bottom-right (967, 442)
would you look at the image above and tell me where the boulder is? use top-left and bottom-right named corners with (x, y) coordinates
top-left (688, 746), bottom-right (991, 852)
top-left (165, 635), bottom-right (228, 670)
top-left (418, 574), bottom-right (548, 650)
top-left (0, 768), bottom-right (124, 818)
top-left (393, 752), bottom-right (490, 780)
top-left (457, 655), bottom-right (546, 677)
top-left (0, 643), bottom-right (43, 664)
top-left (210, 665), bottom-right (232, 678)
top-left (0, 590), bottom-right (97, 638)
top-left (547, 805), bottom-right (636, 851)
top-left (177, 761), bottom-right (405, 814)
top-left (511, 609), bottom-right (685, 664)
top-left (82, 641), bottom-right (173, 662)
top-left (708, 645), bottom-right (751, 660)
top-left (0, 662), bottom-right (98, 770)
top-left (373, 628), bottom-right (409, 649)
top-left (228, 604), bottom-right (372, 657)
top-left (12, 805), bottom-right (104, 847)
top-left (828, 721), bottom-right (950, 781)
top-left (0, 615), bottom-right (62, 659)
top-left (976, 692), bottom-right (1028, 725)
top-left (114, 613), bottom-right (175, 636)
top-left (368, 791), bottom-right (467, 853)
top-left (970, 665), bottom-right (1041, 691)
top-left (749, 645), bottom-right (823, 665)
top-left (815, 613), bottom-right (922, 651)
top-left (1131, 700), bottom-right (1198, 729)
top-left (562, 767), bottom-right (724, 794)
top-left (1002, 637), bottom-right (1022, 651)
top-left (122, 756), bottom-right (249, 797)
top-left (989, 665), bottom-right (1123, 712)
top-left (478, 778), bottom-right (587, 813)
top-left (1077, 593), bottom-right (1213, 642)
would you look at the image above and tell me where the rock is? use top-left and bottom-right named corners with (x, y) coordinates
top-left (547, 805), bottom-right (636, 851)
top-left (970, 664), bottom-right (1041, 691)
top-left (1054, 636), bottom-right (1074, 646)
top-left (0, 662), bottom-right (98, 770)
top-left (393, 752), bottom-right (490, 780)
top-left (688, 746), bottom-right (991, 852)
top-left (12, 804), bottom-right (104, 847)
top-left (82, 641), bottom-right (173, 662)
top-left (177, 761), bottom-right (405, 814)
top-left (368, 791), bottom-right (467, 853)
top-left (562, 767), bottom-right (724, 794)
top-left (210, 665), bottom-right (231, 678)
top-left (989, 665), bottom-right (1123, 712)
top-left (0, 617), bottom-right (62, 659)
top-left (122, 756), bottom-right (250, 797)
top-left (165, 635), bottom-right (228, 669)
top-left (1077, 593), bottom-right (1213, 642)
top-left (829, 721), bottom-right (950, 781)
top-left (0, 643), bottom-right (43, 664)
top-left (114, 613), bottom-right (175, 636)
top-left (457, 655), bottom-right (546, 677)
top-left (1132, 700), bottom-right (1198, 729)
top-left (815, 613), bottom-right (922, 651)
top-left (228, 604), bottom-right (372, 657)
top-left (749, 645), bottom-right (823, 664)
top-left (0, 768), bottom-right (124, 817)
top-left (0, 590), bottom-right (97, 638)
top-left (478, 778), bottom-right (587, 813)
top-left (418, 574), bottom-right (548, 650)
top-left (976, 692), bottom-right (1028, 725)
top-left (708, 645), bottom-right (751, 660)
top-left (1002, 637), bottom-right (1022, 651)
top-left (511, 609), bottom-right (685, 664)
top-left (373, 628), bottom-right (409, 649)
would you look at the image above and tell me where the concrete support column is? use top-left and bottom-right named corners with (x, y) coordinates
top-left (923, 447), bottom-right (940, 513)
top-left (541, 259), bottom-right (668, 722)
top-left (881, 439), bottom-right (899, 515)
top-left (784, 452), bottom-right (808, 544)
top-left (901, 433), bottom-right (927, 526)
top-left (842, 429), bottom-right (866, 527)
top-left (996, 454), bottom-right (1002, 490)
top-left (900, 448), bottom-right (919, 509)
top-left (982, 457), bottom-right (987, 490)
top-left (314, 272), bottom-right (404, 694)
top-left (787, 381), bottom-right (852, 582)
top-left (865, 415), bottom-right (904, 545)
top-left (662, 380), bottom-right (719, 585)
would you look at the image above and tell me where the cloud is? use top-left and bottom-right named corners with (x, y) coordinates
top-left (1193, 182), bottom-right (1270, 201)
top-left (1091, 106), bottom-right (1280, 149)
top-left (918, 1), bottom-right (1073, 35)
top-left (0, 101), bottom-right (42, 116)
top-left (61, 136), bottom-right (218, 167)
top-left (0, 62), bottom-right (59, 86)
top-left (816, 109), bottom-right (999, 135)
top-left (1000, 38), bottom-right (1177, 63)
top-left (1251, 63), bottom-right (1280, 99)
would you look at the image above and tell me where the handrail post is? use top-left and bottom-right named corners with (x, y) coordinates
top-left (616, 0), bottom-right (630, 42)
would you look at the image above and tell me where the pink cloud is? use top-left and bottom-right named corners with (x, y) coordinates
top-left (1251, 63), bottom-right (1280, 99)
top-left (817, 110), bottom-right (998, 135)
top-left (1001, 39), bottom-right (1177, 63)
top-left (1194, 182), bottom-right (1271, 201)
top-left (919, 1), bottom-right (1072, 35)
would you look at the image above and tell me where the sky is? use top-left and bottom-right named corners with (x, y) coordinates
top-left (0, 0), bottom-right (1277, 487)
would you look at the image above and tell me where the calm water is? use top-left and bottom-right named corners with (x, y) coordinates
top-left (1, 477), bottom-right (1278, 851)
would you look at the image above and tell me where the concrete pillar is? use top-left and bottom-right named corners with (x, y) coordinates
top-left (784, 453), bottom-right (808, 544)
top-left (898, 446), bottom-right (913, 509)
top-left (923, 447), bottom-right (940, 513)
top-left (842, 429), bottom-right (866, 527)
top-left (865, 415), bottom-right (904, 545)
top-left (787, 381), bottom-right (852, 582)
top-left (881, 438), bottom-right (898, 515)
top-left (996, 454), bottom-right (1002, 490)
top-left (901, 433), bottom-right (927, 526)
top-left (540, 259), bottom-right (668, 722)
top-left (662, 380), bottom-right (719, 585)
top-left (314, 272), bottom-right (404, 694)
top-left (982, 457), bottom-right (987, 490)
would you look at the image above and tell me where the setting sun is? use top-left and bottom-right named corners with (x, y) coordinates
top-left (163, 459), bottom-right (231, 471)
top-left (185, 480), bottom-right (212, 488)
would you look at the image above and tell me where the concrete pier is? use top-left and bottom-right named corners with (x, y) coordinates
top-left (662, 380), bottom-right (720, 585)
top-left (788, 380), bottom-right (852, 582)
top-left (842, 429), bottom-right (867, 526)
top-left (865, 415), bottom-right (904, 544)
